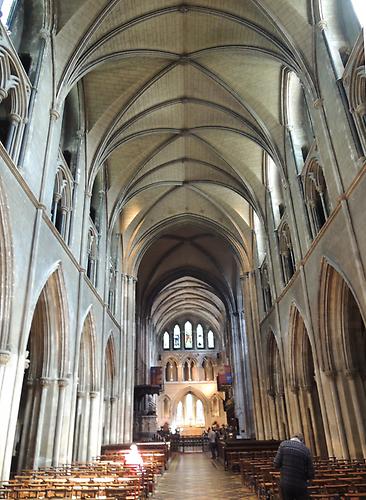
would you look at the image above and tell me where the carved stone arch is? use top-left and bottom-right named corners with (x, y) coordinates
top-left (319, 258), bottom-right (366, 374)
top-left (288, 303), bottom-right (328, 457)
top-left (0, 44), bottom-right (30, 161)
top-left (171, 385), bottom-right (210, 418)
top-left (79, 308), bottom-right (98, 392)
top-left (73, 308), bottom-right (99, 461)
top-left (102, 333), bottom-right (117, 445)
top-left (301, 156), bottom-right (330, 236)
top-left (288, 304), bottom-right (314, 389)
top-left (266, 330), bottom-right (284, 395)
top-left (25, 264), bottom-right (69, 379)
top-left (104, 333), bottom-right (116, 388)
top-left (14, 265), bottom-right (69, 470)
top-left (0, 174), bottom-right (13, 352)
top-left (343, 34), bottom-right (366, 155)
top-left (165, 356), bottom-right (178, 382)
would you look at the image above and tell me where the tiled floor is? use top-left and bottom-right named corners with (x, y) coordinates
top-left (153, 452), bottom-right (257, 499)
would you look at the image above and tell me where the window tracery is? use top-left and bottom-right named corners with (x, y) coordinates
top-left (51, 152), bottom-right (73, 242)
top-left (0, 41), bottom-right (29, 163)
top-left (162, 323), bottom-right (216, 351)
top-left (302, 158), bottom-right (330, 237)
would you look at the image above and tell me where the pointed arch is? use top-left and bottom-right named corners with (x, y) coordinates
top-left (78, 309), bottom-right (98, 392)
top-left (14, 266), bottom-right (69, 471)
top-left (319, 258), bottom-right (366, 374)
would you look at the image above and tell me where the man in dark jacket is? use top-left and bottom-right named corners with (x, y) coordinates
top-left (273, 433), bottom-right (314, 500)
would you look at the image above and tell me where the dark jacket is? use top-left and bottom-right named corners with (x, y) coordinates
top-left (273, 439), bottom-right (314, 489)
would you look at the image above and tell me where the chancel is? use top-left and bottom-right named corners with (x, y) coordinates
top-left (0, 0), bottom-right (366, 497)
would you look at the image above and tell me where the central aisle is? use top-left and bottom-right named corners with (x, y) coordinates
top-left (153, 453), bottom-right (256, 499)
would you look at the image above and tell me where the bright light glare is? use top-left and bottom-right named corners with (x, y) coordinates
top-left (352, 0), bottom-right (366, 26)
top-left (0, 0), bottom-right (15, 27)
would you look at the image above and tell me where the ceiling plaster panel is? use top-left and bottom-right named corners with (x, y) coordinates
top-left (86, 0), bottom-right (279, 45)
top-left (117, 102), bottom-right (251, 140)
top-left (118, 63), bottom-right (256, 127)
top-left (84, 57), bottom-right (170, 130)
top-left (127, 185), bottom-right (242, 247)
top-left (132, 135), bottom-right (242, 185)
top-left (107, 133), bottom-right (173, 211)
top-left (84, 10), bottom-right (281, 70)
top-left (196, 184), bottom-right (252, 227)
top-left (196, 53), bottom-right (282, 126)
top-left (194, 129), bottom-right (264, 186)
top-left (127, 160), bottom-right (244, 198)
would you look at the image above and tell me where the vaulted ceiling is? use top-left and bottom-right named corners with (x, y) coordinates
top-left (54, 0), bottom-right (315, 326)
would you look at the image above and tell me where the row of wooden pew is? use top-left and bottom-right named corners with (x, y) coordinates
top-left (238, 452), bottom-right (366, 499)
top-left (0, 444), bottom-right (169, 499)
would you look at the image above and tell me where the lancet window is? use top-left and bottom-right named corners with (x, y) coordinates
top-left (162, 323), bottom-right (216, 351)
top-left (51, 154), bottom-right (73, 242)
top-left (302, 159), bottom-right (330, 237)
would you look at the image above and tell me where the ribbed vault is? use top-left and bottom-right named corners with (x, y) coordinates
top-left (53, 0), bottom-right (318, 352)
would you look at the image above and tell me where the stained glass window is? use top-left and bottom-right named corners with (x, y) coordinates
top-left (173, 324), bottom-right (181, 349)
top-left (184, 321), bottom-right (193, 348)
top-left (163, 331), bottom-right (170, 349)
top-left (207, 330), bottom-right (215, 349)
top-left (196, 324), bottom-right (204, 348)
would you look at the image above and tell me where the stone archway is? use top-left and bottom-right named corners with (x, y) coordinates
top-left (266, 331), bottom-right (288, 440)
top-left (13, 267), bottom-right (68, 472)
top-left (72, 311), bottom-right (99, 462)
top-left (102, 334), bottom-right (117, 445)
top-left (319, 260), bottom-right (366, 458)
top-left (289, 305), bottom-right (327, 457)
top-left (171, 386), bottom-right (210, 434)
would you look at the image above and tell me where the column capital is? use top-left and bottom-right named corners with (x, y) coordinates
top-left (39, 377), bottom-right (53, 387)
top-left (50, 108), bottom-right (60, 120)
top-left (58, 378), bottom-right (69, 388)
top-left (316, 19), bottom-right (327, 31)
top-left (313, 98), bottom-right (324, 110)
top-left (0, 349), bottom-right (11, 366)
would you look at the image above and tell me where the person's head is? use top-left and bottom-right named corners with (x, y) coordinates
top-left (292, 432), bottom-right (304, 443)
top-left (130, 444), bottom-right (138, 452)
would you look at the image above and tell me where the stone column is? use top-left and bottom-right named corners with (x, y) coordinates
top-left (117, 273), bottom-right (127, 442)
top-left (104, 396), bottom-right (111, 444)
top-left (345, 370), bottom-right (366, 457)
top-left (17, 378), bottom-right (34, 471)
top-left (33, 377), bottom-right (52, 468)
top-left (267, 391), bottom-right (278, 439)
top-left (327, 372), bottom-right (350, 459)
top-left (290, 385), bottom-right (303, 436)
top-left (123, 275), bottom-right (137, 442)
top-left (229, 311), bottom-right (246, 435)
top-left (87, 391), bottom-right (98, 460)
top-left (110, 396), bottom-right (118, 444)
top-left (52, 378), bottom-right (68, 466)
